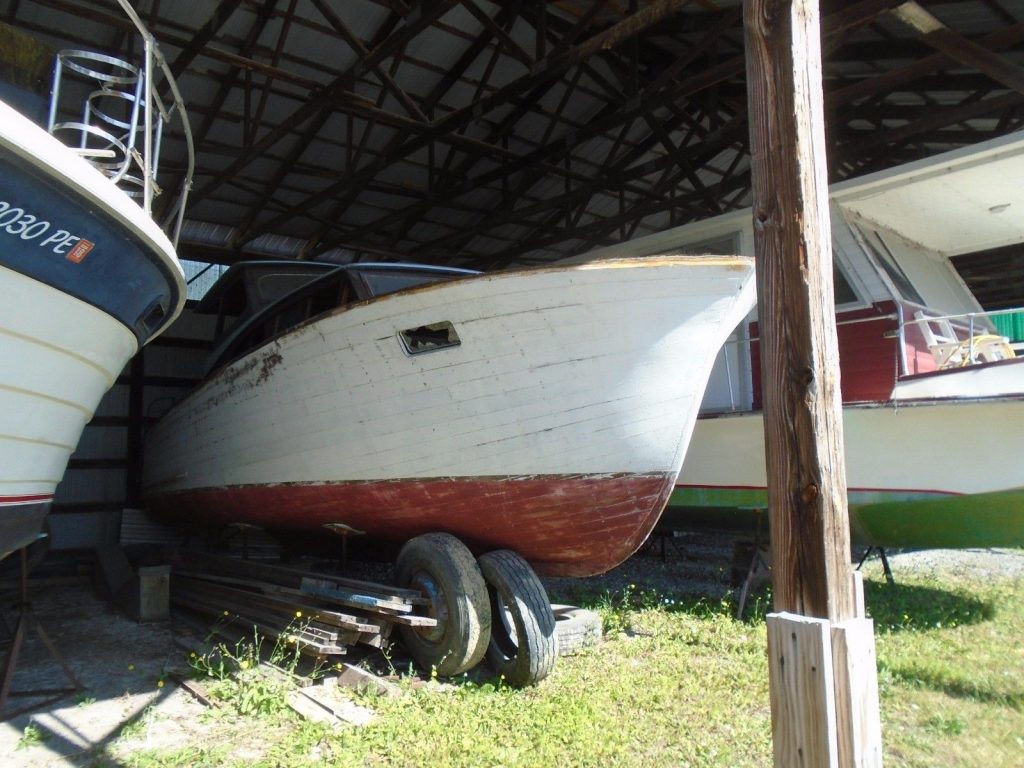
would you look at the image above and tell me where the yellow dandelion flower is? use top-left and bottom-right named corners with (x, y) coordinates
top-left (128, 664), bottom-right (135, 671)
top-left (295, 610), bottom-right (302, 618)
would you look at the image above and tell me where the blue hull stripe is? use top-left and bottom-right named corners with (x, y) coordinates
top-left (0, 147), bottom-right (180, 343)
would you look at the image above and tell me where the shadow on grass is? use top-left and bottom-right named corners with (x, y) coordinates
top-left (881, 662), bottom-right (1024, 710)
top-left (546, 581), bottom-right (741, 623)
top-left (863, 580), bottom-right (996, 633)
top-left (547, 578), bottom-right (998, 634)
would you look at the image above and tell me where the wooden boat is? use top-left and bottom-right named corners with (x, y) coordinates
top-left (141, 255), bottom-right (756, 576)
top-left (603, 132), bottom-right (1024, 548)
top-left (0, 9), bottom-right (190, 561)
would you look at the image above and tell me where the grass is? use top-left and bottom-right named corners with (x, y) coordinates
top-left (109, 554), bottom-right (1023, 768)
top-left (863, 568), bottom-right (1024, 767)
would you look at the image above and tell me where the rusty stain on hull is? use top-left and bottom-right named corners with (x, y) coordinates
top-left (256, 350), bottom-right (283, 384)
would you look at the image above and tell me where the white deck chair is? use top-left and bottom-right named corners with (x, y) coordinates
top-left (914, 311), bottom-right (1016, 368)
top-left (914, 311), bottom-right (965, 368)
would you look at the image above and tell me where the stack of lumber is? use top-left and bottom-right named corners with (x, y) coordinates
top-left (170, 551), bottom-right (435, 658)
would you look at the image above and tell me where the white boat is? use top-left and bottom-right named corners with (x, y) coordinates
top-left (589, 132), bottom-right (1024, 548)
top-left (0, 7), bottom-right (191, 561)
top-left (141, 255), bottom-right (755, 576)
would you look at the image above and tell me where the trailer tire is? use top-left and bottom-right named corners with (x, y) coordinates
top-left (394, 533), bottom-right (490, 677)
top-left (479, 550), bottom-right (556, 687)
top-left (551, 604), bottom-right (603, 656)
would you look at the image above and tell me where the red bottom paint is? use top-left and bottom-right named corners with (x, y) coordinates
top-left (146, 473), bottom-right (676, 577)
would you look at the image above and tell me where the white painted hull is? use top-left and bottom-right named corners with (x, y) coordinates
top-left (892, 358), bottom-right (1024, 400)
top-left (0, 266), bottom-right (139, 555)
top-left (682, 399), bottom-right (1024, 497)
top-left (143, 256), bottom-right (756, 575)
top-left (673, 398), bottom-right (1024, 547)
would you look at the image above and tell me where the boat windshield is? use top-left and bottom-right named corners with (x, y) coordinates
top-left (201, 261), bottom-right (478, 376)
top-left (346, 263), bottom-right (479, 299)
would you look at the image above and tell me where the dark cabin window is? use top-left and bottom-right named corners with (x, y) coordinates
top-left (207, 270), bottom-right (353, 373)
top-left (832, 260), bottom-right (858, 306)
top-left (865, 231), bottom-right (926, 304)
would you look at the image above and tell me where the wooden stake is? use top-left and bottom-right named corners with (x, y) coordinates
top-left (832, 618), bottom-right (884, 767)
top-left (767, 613), bottom-right (839, 767)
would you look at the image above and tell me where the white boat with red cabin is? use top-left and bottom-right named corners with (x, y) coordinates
top-left (141, 255), bottom-right (755, 577)
top-left (616, 132), bottom-right (1024, 548)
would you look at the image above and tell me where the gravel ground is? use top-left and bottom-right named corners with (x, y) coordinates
top-left (879, 546), bottom-right (1024, 581)
top-left (0, 580), bottom-right (207, 767)
top-left (541, 536), bottom-right (1024, 607)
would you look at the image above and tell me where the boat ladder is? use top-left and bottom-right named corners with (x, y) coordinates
top-left (43, 0), bottom-right (194, 246)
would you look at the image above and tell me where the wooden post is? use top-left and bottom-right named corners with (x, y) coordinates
top-left (744, 0), bottom-right (853, 625)
top-left (744, 1), bottom-right (883, 765)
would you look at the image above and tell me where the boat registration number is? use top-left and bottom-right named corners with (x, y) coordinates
top-left (0, 200), bottom-right (93, 259)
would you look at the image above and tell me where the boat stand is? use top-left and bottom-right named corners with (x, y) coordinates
top-left (323, 522), bottom-right (365, 568)
top-left (735, 509), bottom-right (771, 619)
top-left (857, 546), bottom-right (895, 585)
top-left (0, 546), bottom-right (83, 721)
top-left (643, 525), bottom-right (687, 561)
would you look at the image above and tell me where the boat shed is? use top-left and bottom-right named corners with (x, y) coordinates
top-left (2, 0), bottom-right (1024, 760)
top-left (0, 0), bottom-right (1020, 545)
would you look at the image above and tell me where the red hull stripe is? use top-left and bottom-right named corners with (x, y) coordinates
top-left (0, 493), bottom-right (54, 506)
top-left (147, 473), bottom-right (675, 577)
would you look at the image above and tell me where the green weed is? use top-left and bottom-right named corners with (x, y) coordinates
top-left (187, 620), bottom-right (317, 716)
top-left (17, 722), bottom-right (48, 750)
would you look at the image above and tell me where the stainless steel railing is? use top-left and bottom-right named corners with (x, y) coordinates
top-left (897, 303), bottom-right (1022, 371)
top-left (45, 0), bottom-right (193, 247)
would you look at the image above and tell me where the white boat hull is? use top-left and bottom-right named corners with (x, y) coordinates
top-left (892, 358), bottom-right (1024, 400)
top-left (672, 398), bottom-right (1024, 547)
top-left (143, 256), bottom-right (756, 575)
top-left (0, 267), bottom-right (139, 557)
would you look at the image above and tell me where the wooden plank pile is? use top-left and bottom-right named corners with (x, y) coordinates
top-left (170, 550), bottom-right (435, 659)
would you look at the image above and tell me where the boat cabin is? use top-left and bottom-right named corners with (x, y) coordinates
top-left (194, 260), bottom-right (478, 375)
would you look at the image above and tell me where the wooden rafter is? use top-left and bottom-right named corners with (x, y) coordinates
top-left (15, 0), bottom-right (1024, 270)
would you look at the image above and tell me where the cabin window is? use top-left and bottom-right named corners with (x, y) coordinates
top-left (255, 272), bottom-right (326, 304)
top-left (832, 259), bottom-right (859, 306)
top-left (399, 322), bottom-right (461, 355)
top-left (206, 270), bottom-right (353, 374)
top-left (864, 231), bottom-right (926, 304)
top-left (352, 269), bottom-right (461, 299)
top-left (677, 234), bottom-right (739, 256)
